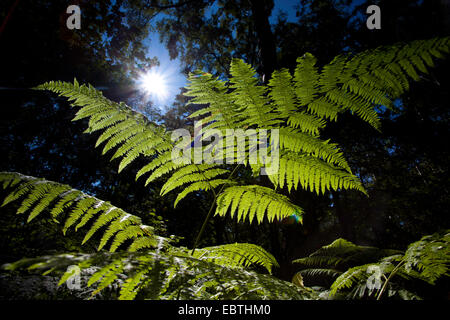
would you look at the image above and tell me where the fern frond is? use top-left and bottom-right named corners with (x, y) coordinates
top-left (97, 214), bottom-right (143, 251)
top-left (287, 112), bottom-right (326, 135)
top-left (329, 263), bottom-right (373, 296)
top-left (174, 179), bottom-right (236, 207)
top-left (110, 225), bottom-right (152, 252)
top-left (299, 232), bottom-right (449, 299)
top-left (185, 71), bottom-right (244, 130)
top-left (298, 268), bottom-right (342, 279)
top-left (293, 52), bottom-right (320, 106)
top-left (4, 250), bottom-right (315, 300)
top-left (0, 172), bottom-right (158, 253)
top-left (215, 185), bottom-right (303, 224)
top-left (50, 189), bottom-right (85, 219)
top-left (143, 152), bottom-right (184, 186)
top-left (268, 68), bottom-right (297, 117)
top-left (35, 80), bottom-right (173, 179)
top-left (88, 258), bottom-right (125, 296)
top-left (127, 233), bottom-right (162, 252)
top-left (80, 206), bottom-right (122, 245)
top-left (62, 197), bottom-right (98, 234)
top-left (402, 230), bottom-right (450, 284)
top-left (293, 238), bottom-right (401, 269)
top-left (180, 38), bottom-right (449, 212)
top-left (191, 243), bottom-right (279, 274)
top-left (270, 152), bottom-right (365, 195)
top-left (119, 270), bottom-right (146, 300)
top-left (135, 150), bottom-right (172, 182)
top-left (293, 37), bottom-right (450, 130)
top-left (279, 127), bottom-right (351, 172)
top-left (304, 96), bottom-right (340, 121)
top-left (36, 80), bottom-right (235, 207)
top-left (160, 164), bottom-right (229, 196)
top-left (228, 59), bottom-right (280, 128)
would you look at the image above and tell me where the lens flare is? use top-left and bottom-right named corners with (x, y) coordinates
top-left (138, 70), bottom-right (168, 101)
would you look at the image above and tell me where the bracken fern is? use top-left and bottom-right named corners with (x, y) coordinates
top-left (1, 37), bottom-right (449, 299)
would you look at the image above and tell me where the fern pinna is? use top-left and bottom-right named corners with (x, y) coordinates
top-left (0, 37), bottom-right (449, 299)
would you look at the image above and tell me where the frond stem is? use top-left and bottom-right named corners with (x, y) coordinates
top-left (376, 259), bottom-right (405, 300)
top-left (191, 164), bottom-right (241, 254)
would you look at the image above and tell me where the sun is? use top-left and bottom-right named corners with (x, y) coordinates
top-left (138, 70), bottom-right (168, 102)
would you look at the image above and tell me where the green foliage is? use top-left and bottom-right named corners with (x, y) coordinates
top-left (185, 37), bottom-right (449, 222)
top-left (34, 80), bottom-right (233, 211)
top-left (272, 151), bottom-right (366, 195)
top-left (190, 243), bottom-right (279, 274)
top-left (35, 80), bottom-right (173, 175)
top-left (0, 172), bottom-right (159, 253)
top-left (34, 37), bottom-right (450, 227)
top-left (2, 250), bottom-right (314, 300)
top-left (400, 231), bottom-right (450, 285)
top-left (160, 164), bottom-right (235, 207)
top-left (292, 238), bottom-right (402, 298)
top-left (330, 231), bottom-right (450, 299)
top-left (2, 37), bottom-right (449, 300)
top-left (285, 37), bottom-right (449, 128)
top-left (215, 185), bottom-right (303, 224)
top-left (0, 171), bottom-right (279, 275)
top-left (293, 231), bottom-right (449, 299)
top-left (293, 238), bottom-right (401, 269)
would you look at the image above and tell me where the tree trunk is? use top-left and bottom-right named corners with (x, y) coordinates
top-left (249, 0), bottom-right (277, 82)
